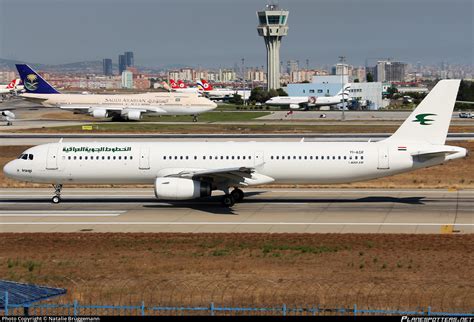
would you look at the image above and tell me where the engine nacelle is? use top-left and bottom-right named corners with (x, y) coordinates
top-left (289, 104), bottom-right (300, 110)
top-left (154, 177), bottom-right (211, 200)
top-left (91, 109), bottom-right (108, 118)
top-left (122, 110), bottom-right (142, 121)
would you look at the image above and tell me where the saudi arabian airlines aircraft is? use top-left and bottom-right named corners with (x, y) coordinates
top-left (265, 84), bottom-right (351, 110)
top-left (3, 80), bottom-right (467, 207)
top-left (15, 64), bottom-right (217, 121)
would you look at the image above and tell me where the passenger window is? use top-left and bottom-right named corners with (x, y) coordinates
top-left (237, 156), bottom-right (240, 160)
top-left (361, 156), bottom-right (364, 160)
top-left (163, 156), bottom-right (166, 160)
top-left (344, 156), bottom-right (347, 160)
top-left (355, 156), bottom-right (358, 160)
top-left (304, 156), bottom-right (307, 160)
top-left (203, 156), bottom-right (206, 160)
top-left (221, 156), bottom-right (224, 160)
top-left (108, 156), bottom-right (111, 160)
top-left (293, 156), bottom-right (296, 160)
top-left (310, 156), bottom-right (313, 160)
top-left (231, 156), bottom-right (235, 160)
top-left (338, 156), bottom-right (341, 160)
top-left (79, 156), bottom-right (82, 160)
top-left (249, 156), bottom-right (251, 160)
top-left (276, 156), bottom-right (279, 160)
top-left (174, 156), bottom-right (178, 160)
top-left (194, 156), bottom-right (197, 160)
top-left (85, 156), bottom-right (88, 160)
top-left (102, 156), bottom-right (105, 160)
top-left (118, 156), bottom-right (122, 160)
top-left (130, 156), bottom-right (133, 160)
top-left (332, 156), bottom-right (335, 160)
top-left (124, 156), bottom-right (127, 160)
top-left (210, 156), bottom-right (213, 160)
top-left (243, 156), bottom-right (246, 160)
top-left (113, 156), bottom-right (116, 160)
top-left (180, 156), bottom-right (183, 160)
top-left (271, 156), bottom-right (274, 160)
top-left (68, 156), bottom-right (71, 160)
top-left (74, 156), bottom-right (77, 160)
top-left (186, 156), bottom-right (189, 160)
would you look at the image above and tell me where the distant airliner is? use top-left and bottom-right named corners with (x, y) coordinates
top-left (15, 64), bottom-right (217, 121)
top-left (4, 80), bottom-right (466, 207)
top-left (265, 84), bottom-right (351, 109)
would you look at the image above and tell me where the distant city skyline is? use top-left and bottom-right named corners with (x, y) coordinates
top-left (0, 0), bottom-right (472, 68)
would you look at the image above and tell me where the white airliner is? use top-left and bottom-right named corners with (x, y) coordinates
top-left (16, 64), bottom-right (217, 121)
top-left (0, 79), bottom-right (23, 95)
top-left (198, 80), bottom-right (251, 101)
top-left (3, 80), bottom-right (467, 207)
top-left (265, 84), bottom-right (351, 109)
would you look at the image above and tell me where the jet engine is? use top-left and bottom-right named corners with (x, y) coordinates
top-left (289, 104), bottom-right (300, 110)
top-left (90, 109), bottom-right (108, 118)
top-left (122, 110), bottom-right (142, 121)
top-left (154, 177), bottom-right (211, 200)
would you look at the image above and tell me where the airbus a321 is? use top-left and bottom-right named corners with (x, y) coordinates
top-left (4, 80), bottom-right (466, 207)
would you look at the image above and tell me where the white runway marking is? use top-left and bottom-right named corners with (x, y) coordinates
top-left (0, 211), bottom-right (125, 217)
top-left (1, 222), bottom-right (472, 226)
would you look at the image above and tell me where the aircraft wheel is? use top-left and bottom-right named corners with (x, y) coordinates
top-left (52, 196), bottom-right (61, 204)
top-left (231, 189), bottom-right (244, 202)
top-left (221, 194), bottom-right (235, 207)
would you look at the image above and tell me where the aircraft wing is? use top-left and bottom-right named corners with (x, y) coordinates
top-left (159, 167), bottom-right (274, 186)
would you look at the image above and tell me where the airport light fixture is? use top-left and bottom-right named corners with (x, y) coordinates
top-left (257, 3), bottom-right (289, 90)
top-left (339, 56), bottom-right (346, 121)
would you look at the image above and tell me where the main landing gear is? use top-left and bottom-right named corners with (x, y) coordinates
top-left (51, 184), bottom-right (62, 204)
top-left (221, 188), bottom-right (244, 207)
top-left (192, 115), bottom-right (198, 122)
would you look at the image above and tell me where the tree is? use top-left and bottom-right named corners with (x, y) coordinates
top-left (276, 88), bottom-right (288, 96)
top-left (386, 86), bottom-right (398, 99)
top-left (366, 73), bottom-right (374, 82)
top-left (229, 93), bottom-right (243, 105)
top-left (249, 87), bottom-right (267, 103)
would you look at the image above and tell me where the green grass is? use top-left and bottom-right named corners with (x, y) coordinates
top-left (143, 111), bottom-right (271, 123)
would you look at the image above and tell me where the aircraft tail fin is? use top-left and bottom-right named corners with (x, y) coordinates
top-left (170, 79), bottom-right (179, 89)
top-left (386, 79), bottom-right (460, 145)
top-left (177, 80), bottom-right (187, 88)
top-left (15, 64), bottom-right (60, 94)
top-left (199, 79), bottom-right (213, 91)
top-left (335, 84), bottom-right (351, 99)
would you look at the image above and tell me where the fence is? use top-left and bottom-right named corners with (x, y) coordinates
top-left (3, 298), bottom-right (474, 317)
top-left (2, 279), bottom-right (473, 316)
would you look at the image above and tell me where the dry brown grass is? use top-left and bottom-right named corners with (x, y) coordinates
top-left (0, 233), bottom-right (472, 311)
top-left (1, 142), bottom-right (473, 188)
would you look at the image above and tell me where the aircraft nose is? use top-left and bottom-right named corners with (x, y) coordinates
top-left (3, 160), bottom-right (18, 179)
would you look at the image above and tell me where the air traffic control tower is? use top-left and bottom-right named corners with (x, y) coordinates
top-left (257, 4), bottom-right (289, 90)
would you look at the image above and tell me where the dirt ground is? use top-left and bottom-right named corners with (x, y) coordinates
top-left (1, 141), bottom-right (473, 188)
top-left (0, 233), bottom-right (472, 312)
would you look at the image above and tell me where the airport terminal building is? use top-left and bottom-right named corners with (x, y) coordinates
top-left (286, 75), bottom-right (388, 110)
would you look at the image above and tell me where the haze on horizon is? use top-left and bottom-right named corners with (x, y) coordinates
top-left (0, 0), bottom-right (472, 69)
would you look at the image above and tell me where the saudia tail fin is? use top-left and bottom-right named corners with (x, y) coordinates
top-left (386, 79), bottom-right (460, 145)
top-left (15, 64), bottom-right (60, 94)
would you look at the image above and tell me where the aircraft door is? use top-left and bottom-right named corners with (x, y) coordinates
top-left (46, 144), bottom-right (59, 170)
top-left (139, 145), bottom-right (150, 170)
top-left (377, 146), bottom-right (390, 170)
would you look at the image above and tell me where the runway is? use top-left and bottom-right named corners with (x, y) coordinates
top-left (1, 188), bottom-right (472, 234)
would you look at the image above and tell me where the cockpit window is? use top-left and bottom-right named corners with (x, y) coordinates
top-left (29, 154), bottom-right (34, 160)
top-left (18, 154), bottom-right (24, 159)
top-left (21, 154), bottom-right (28, 160)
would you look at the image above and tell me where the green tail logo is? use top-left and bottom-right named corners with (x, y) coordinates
top-left (413, 113), bottom-right (437, 125)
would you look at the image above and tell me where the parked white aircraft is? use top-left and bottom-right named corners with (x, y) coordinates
top-left (265, 84), bottom-right (351, 109)
top-left (0, 79), bottom-right (23, 95)
top-left (16, 64), bottom-right (217, 121)
top-left (4, 80), bottom-right (466, 207)
top-left (1, 110), bottom-right (15, 126)
top-left (198, 80), bottom-right (251, 101)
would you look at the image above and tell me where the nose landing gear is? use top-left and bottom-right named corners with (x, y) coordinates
top-left (52, 184), bottom-right (62, 204)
